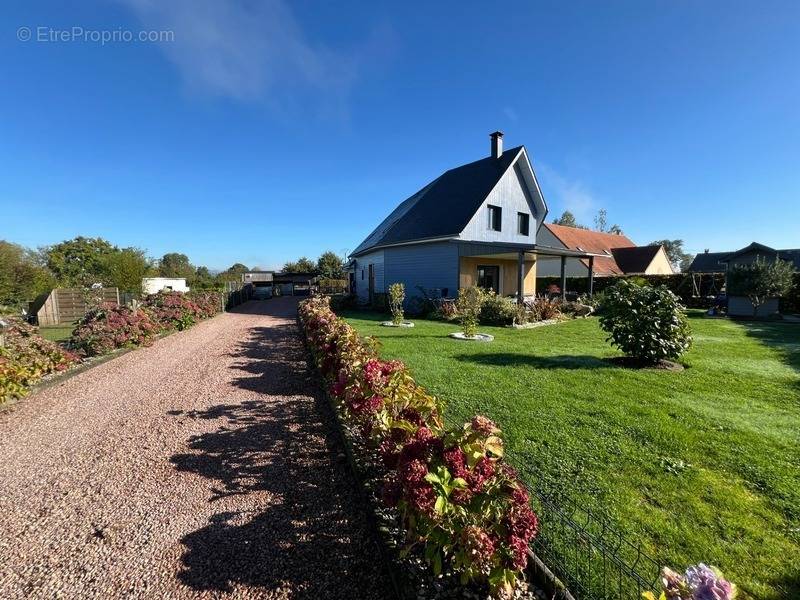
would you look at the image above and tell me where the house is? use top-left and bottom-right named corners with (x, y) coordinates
top-left (720, 242), bottom-right (800, 317)
top-left (142, 277), bottom-right (189, 295)
top-left (348, 132), bottom-right (596, 305)
top-left (687, 243), bottom-right (800, 316)
top-left (536, 224), bottom-right (674, 277)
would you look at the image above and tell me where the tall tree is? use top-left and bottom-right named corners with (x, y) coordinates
top-left (608, 224), bottom-right (624, 235)
top-left (104, 247), bottom-right (152, 293)
top-left (650, 239), bottom-right (692, 272)
top-left (158, 253), bottom-right (194, 279)
top-left (44, 236), bottom-right (116, 287)
top-left (283, 257), bottom-right (315, 273)
top-left (552, 210), bottom-right (582, 228)
top-left (191, 266), bottom-right (216, 289)
top-left (217, 263), bottom-right (250, 283)
top-left (594, 208), bottom-right (608, 232)
top-left (316, 251), bottom-right (344, 279)
top-left (0, 241), bottom-right (55, 308)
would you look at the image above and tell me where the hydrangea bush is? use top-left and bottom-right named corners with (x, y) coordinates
top-left (599, 280), bottom-right (692, 364)
top-left (644, 564), bottom-right (737, 600)
top-left (70, 304), bottom-right (158, 356)
top-left (0, 318), bottom-right (78, 403)
top-left (299, 295), bottom-right (539, 596)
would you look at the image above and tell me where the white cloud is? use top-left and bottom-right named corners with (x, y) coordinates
top-left (536, 163), bottom-right (598, 222)
top-left (122, 0), bottom-right (377, 112)
top-left (503, 106), bottom-right (519, 122)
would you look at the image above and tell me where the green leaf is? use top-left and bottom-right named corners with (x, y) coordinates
top-left (485, 435), bottom-right (504, 457)
top-left (434, 495), bottom-right (446, 514)
top-left (424, 472), bottom-right (441, 484)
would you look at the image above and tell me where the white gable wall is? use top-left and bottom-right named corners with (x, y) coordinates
top-left (459, 161), bottom-right (541, 244)
top-left (353, 250), bottom-right (385, 304)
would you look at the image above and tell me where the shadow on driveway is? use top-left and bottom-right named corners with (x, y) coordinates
top-left (169, 298), bottom-right (392, 599)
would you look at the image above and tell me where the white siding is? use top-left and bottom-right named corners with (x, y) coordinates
top-left (460, 163), bottom-right (539, 244)
top-left (353, 250), bottom-right (385, 303)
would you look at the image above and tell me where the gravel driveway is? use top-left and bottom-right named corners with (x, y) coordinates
top-left (0, 297), bottom-right (392, 599)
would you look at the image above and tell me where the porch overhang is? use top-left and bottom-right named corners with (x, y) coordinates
top-left (453, 240), bottom-right (600, 260)
top-left (452, 240), bottom-right (601, 303)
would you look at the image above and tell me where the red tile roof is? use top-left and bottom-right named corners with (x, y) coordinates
top-left (543, 223), bottom-right (638, 275)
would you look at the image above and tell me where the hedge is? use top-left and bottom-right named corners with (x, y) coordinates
top-left (299, 296), bottom-right (539, 596)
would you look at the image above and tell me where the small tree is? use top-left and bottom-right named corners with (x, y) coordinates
top-left (456, 286), bottom-right (485, 338)
top-left (388, 282), bottom-right (405, 325)
top-left (727, 258), bottom-right (795, 317)
top-left (599, 280), bottom-right (692, 364)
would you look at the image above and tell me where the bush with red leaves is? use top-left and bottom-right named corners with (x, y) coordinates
top-left (299, 296), bottom-right (541, 597)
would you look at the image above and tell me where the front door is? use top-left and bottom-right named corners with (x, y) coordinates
top-left (477, 265), bottom-right (500, 293)
top-left (368, 264), bottom-right (375, 304)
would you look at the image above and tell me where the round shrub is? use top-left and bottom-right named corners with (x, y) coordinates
top-left (478, 291), bottom-right (516, 325)
top-left (142, 291), bottom-right (202, 331)
top-left (599, 280), bottom-right (692, 364)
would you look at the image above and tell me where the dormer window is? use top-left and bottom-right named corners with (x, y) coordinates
top-left (488, 205), bottom-right (502, 231)
top-left (517, 212), bottom-right (530, 236)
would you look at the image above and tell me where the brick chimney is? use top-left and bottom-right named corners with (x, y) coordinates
top-left (490, 131), bottom-right (503, 158)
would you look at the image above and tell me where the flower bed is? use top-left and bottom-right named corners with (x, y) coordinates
top-left (299, 296), bottom-right (540, 597)
top-left (0, 318), bottom-right (78, 404)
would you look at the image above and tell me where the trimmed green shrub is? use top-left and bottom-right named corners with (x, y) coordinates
top-left (388, 282), bottom-right (405, 325)
top-left (479, 291), bottom-right (516, 326)
top-left (599, 280), bottom-right (692, 364)
top-left (456, 287), bottom-right (485, 337)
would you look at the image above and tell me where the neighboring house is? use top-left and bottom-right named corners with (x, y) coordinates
top-left (142, 277), bottom-right (189, 295)
top-left (348, 132), bottom-right (595, 305)
top-left (687, 250), bottom-right (729, 274)
top-left (241, 270), bottom-right (316, 296)
top-left (688, 243), bottom-right (800, 316)
top-left (536, 223), bottom-right (674, 277)
top-left (720, 242), bottom-right (800, 317)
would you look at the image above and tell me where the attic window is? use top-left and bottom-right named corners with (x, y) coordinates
top-left (488, 205), bottom-right (502, 231)
top-left (517, 212), bottom-right (530, 236)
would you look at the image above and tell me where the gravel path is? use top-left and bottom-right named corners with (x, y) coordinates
top-left (0, 297), bottom-right (392, 599)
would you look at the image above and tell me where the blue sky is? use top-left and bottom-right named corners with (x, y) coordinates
top-left (2, 1), bottom-right (799, 270)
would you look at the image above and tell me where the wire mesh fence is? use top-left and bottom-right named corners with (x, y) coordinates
top-left (525, 467), bottom-right (661, 599)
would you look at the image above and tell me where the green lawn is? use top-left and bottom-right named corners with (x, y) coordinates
top-left (343, 310), bottom-right (800, 600)
top-left (38, 324), bottom-right (75, 344)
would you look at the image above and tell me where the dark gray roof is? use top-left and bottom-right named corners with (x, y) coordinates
top-left (351, 146), bottom-right (524, 256)
top-left (689, 244), bottom-right (800, 272)
top-left (688, 251), bottom-right (730, 273)
top-left (610, 245), bottom-right (662, 274)
top-left (777, 249), bottom-right (800, 268)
